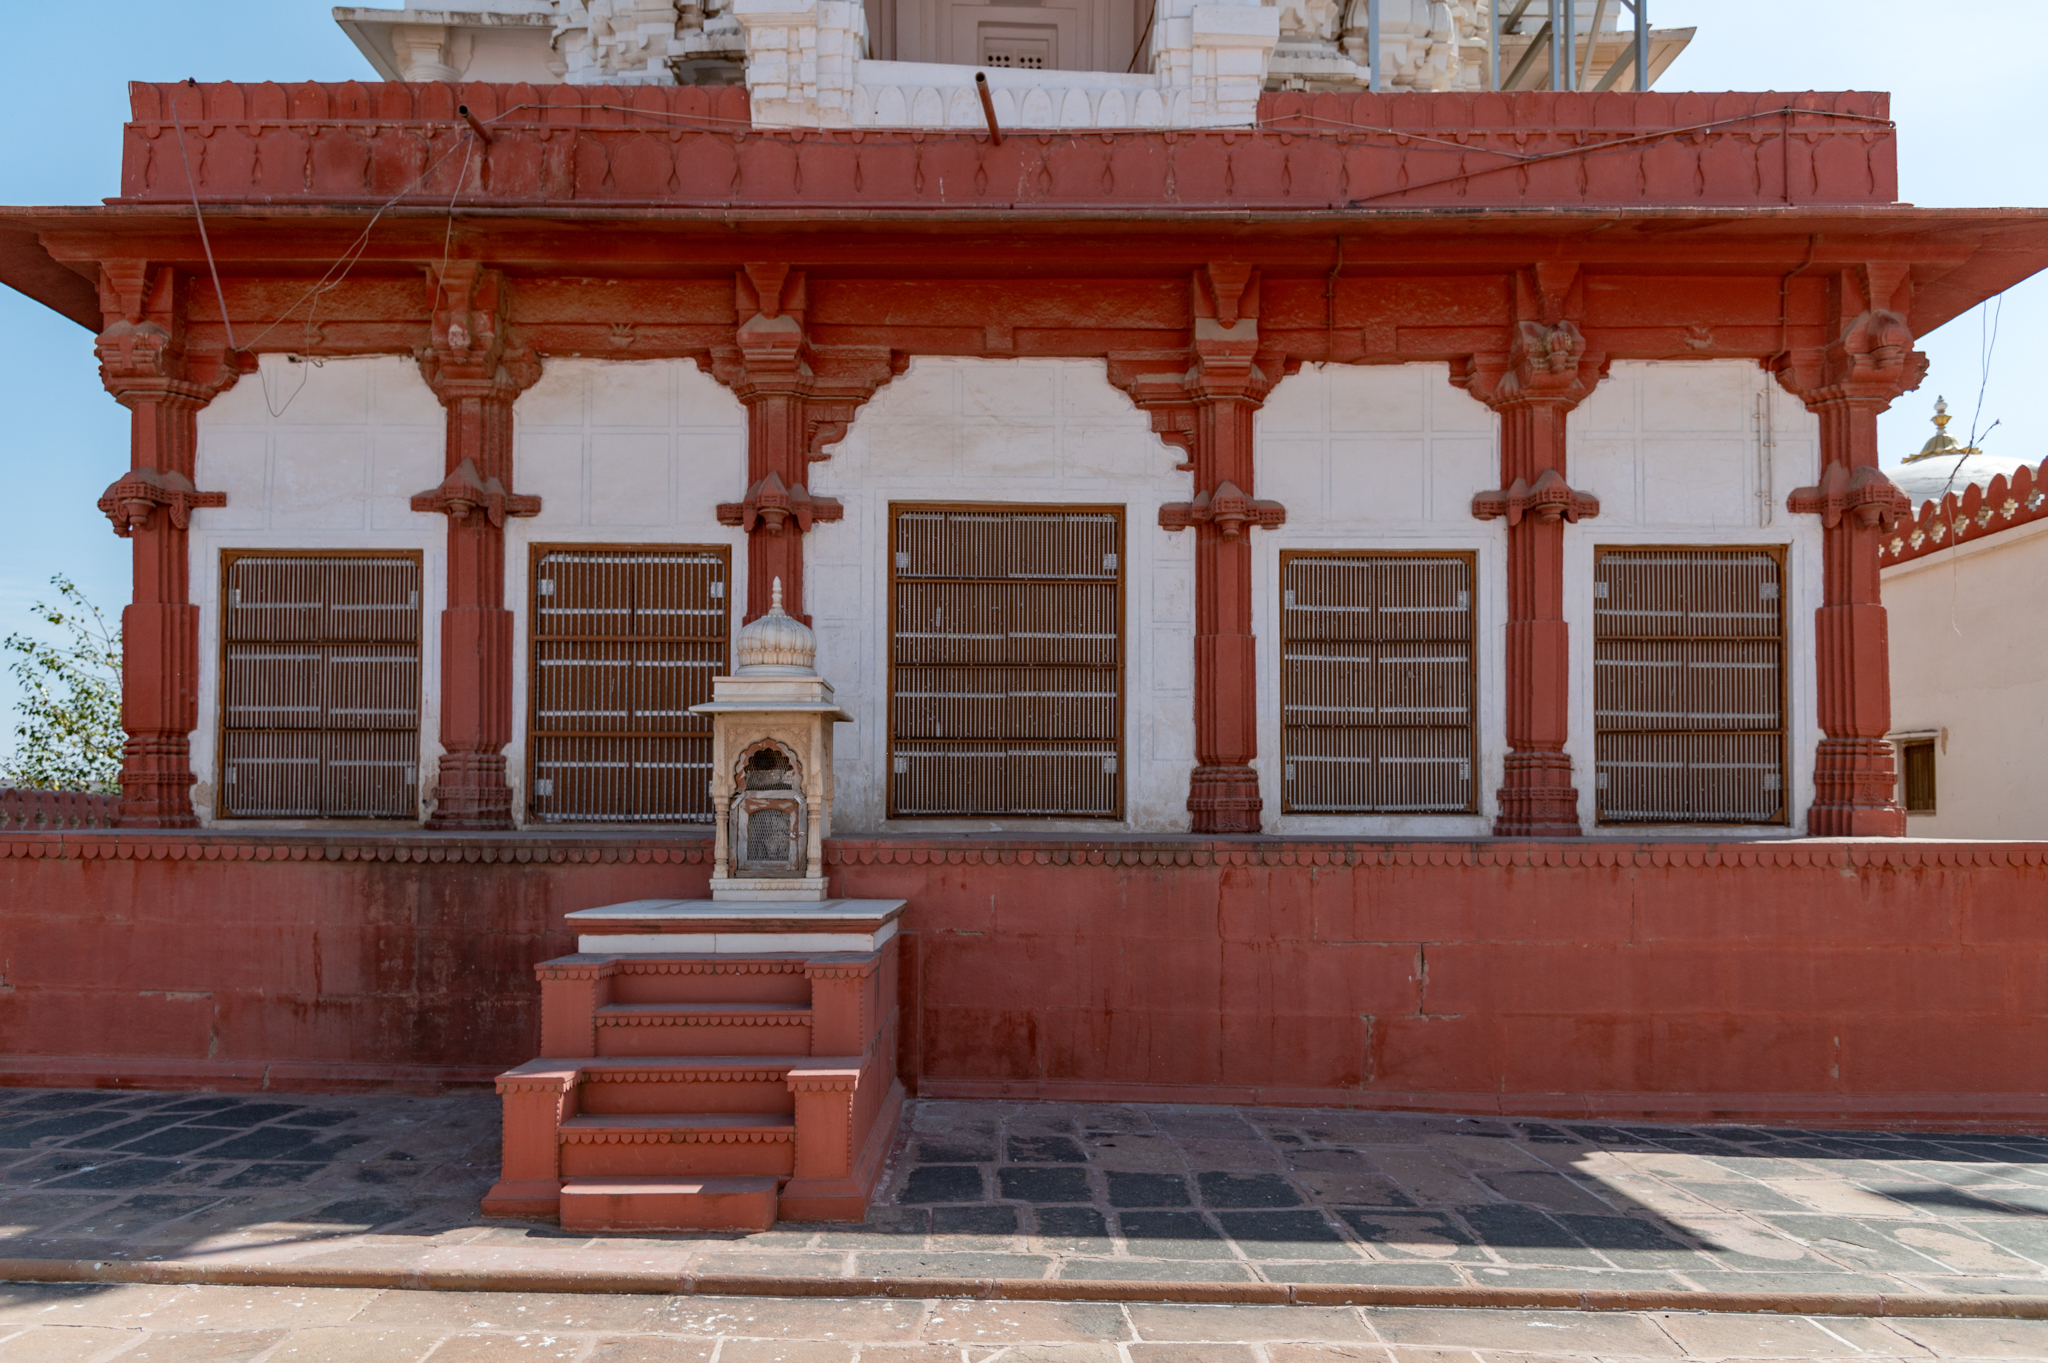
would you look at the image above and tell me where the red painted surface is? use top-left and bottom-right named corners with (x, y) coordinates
top-left (1458, 265), bottom-right (1605, 837)
top-left (117, 84), bottom-right (1898, 211)
top-left (1776, 265), bottom-right (1924, 836)
top-left (3, 833), bottom-right (2047, 1126)
top-left (412, 264), bottom-right (544, 830)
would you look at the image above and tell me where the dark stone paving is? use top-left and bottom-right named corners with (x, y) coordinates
top-left (0, 1087), bottom-right (2043, 1298)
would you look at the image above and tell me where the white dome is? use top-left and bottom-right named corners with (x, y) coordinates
top-left (733, 578), bottom-right (817, 676)
top-left (1891, 450), bottom-right (2031, 509)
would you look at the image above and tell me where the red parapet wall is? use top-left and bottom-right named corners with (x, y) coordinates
top-left (1882, 454), bottom-right (2048, 566)
top-left (0, 788), bottom-right (118, 832)
top-left (118, 82), bottom-right (1895, 211)
top-left (2, 833), bottom-right (2045, 1125)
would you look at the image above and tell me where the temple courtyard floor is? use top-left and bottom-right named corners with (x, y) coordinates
top-left (1, 1087), bottom-right (2046, 1358)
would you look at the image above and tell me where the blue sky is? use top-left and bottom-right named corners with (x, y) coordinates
top-left (1, 0), bottom-right (2043, 755)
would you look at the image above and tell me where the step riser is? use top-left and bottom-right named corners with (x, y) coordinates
top-left (595, 1022), bottom-right (813, 1057)
top-left (559, 1178), bottom-right (778, 1233)
top-left (610, 972), bottom-right (811, 1007)
top-left (578, 1077), bottom-right (795, 1114)
top-left (561, 1141), bottom-right (795, 1179)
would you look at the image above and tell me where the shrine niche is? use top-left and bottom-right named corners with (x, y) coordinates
top-left (730, 741), bottom-right (806, 877)
top-left (695, 578), bottom-right (849, 901)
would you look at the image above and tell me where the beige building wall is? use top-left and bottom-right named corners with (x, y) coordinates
top-left (1883, 516), bottom-right (2048, 839)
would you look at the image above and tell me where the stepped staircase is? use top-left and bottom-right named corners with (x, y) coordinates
top-left (483, 899), bottom-right (906, 1231)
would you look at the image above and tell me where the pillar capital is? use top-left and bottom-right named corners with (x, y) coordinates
top-left (708, 265), bottom-right (900, 625)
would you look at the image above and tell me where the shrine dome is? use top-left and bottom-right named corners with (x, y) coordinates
top-left (1891, 397), bottom-right (2029, 507)
top-left (733, 578), bottom-right (817, 676)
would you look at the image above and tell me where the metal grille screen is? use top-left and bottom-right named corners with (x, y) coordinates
top-left (1280, 553), bottom-right (1476, 814)
top-left (890, 506), bottom-right (1122, 818)
top-left (219, 554), bottom-right (421, 819)
top-left (529, 547), bottom-right (728, 825)
top-left (1594, 548), bottom-right (1786, 824)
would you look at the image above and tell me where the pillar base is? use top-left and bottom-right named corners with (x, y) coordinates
top-left (427, 751), bottom-right (516, 831)
top-left (1494, 752), bottom-right (1581, 838)
top-left (116, 736), bottom-right (199, 829)
top-left (1808, 737), bottom-right (1906, 837)
top-left (1187, 764), bottom-right (1262, 835)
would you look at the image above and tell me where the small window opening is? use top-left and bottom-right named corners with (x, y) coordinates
top-left (1901, 739), bottom-right (1937, 816)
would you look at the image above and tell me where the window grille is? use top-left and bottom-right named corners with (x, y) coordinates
top-left (1900, 739), bottom-right (1937, 815)
top-left (219, 552), bottom-right (421, 819)
top-left (889, 505), bottom-right (1123, 818)
top-left (529, 546), bottom-right (729, 824)
top-left (1593, 547), bottom-right (1787, 825)
top-left (1280, 552), bottom-right (1477, 815)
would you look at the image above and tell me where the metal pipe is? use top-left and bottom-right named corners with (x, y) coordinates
top-left (1368, 0), bottom-right (1382, 94)
top-left (457, 103), bottom-right (494, 144)
top-left (1634, 0), bottom-right (1648, 90)
top-left (1487, 0), bottom-right (1499, 90)
top-left (1548, 0), bottom-right (1564, 90)
top-left (974, 72), bottom-right (1002, 146)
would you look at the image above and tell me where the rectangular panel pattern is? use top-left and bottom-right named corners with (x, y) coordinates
top-left (1280, 553), bottom-right (1476, 814)
top-left (529, 547), bottom-right (727, 825)
top-left (219, 554), bottom-right (421, 819)
top-left (891, 507), bottom-right (1122, 818)
top-left (1595, 548), bottom-right (1786, 824)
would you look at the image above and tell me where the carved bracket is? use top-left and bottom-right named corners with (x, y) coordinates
top-left (1472, 469), bottom-right (1600, 526)
top-left (1787, 462), bottom-right (1911, 531)
top-left (96, 468), bottom-right (227, 537)
top-left (717, 470), bottom-right (845, 536)
top-left (1160, 481), bottom-right (1286, 539)
top-left (410, 457), bottom-right (541, 526)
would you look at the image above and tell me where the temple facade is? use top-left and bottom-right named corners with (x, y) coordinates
top-left (2, 5), bottom-right (2047, 1179)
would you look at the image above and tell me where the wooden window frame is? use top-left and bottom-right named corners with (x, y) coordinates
top-left (1278, 549), bottom-right (1480, 817)
top-left (1898, 737), bottom-right (1938, 816)
top-left (215, 548), bottom-right (424, 821)
top-left (886, 501), bottom-right (1127, 822)
top-left (1591, 543), bottom-right (1791, 828)
top-left (525, 542), bottom-right (732, 827)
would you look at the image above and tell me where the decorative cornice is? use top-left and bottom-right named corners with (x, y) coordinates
top-left (1882, 454), bottom-right (2048, 567)
top-left (1159, 481), bottom-right (1286, 538)
top-left (717, 470), bottom-right (843, 535)
top-left (4, 832), bottom-right (2045, 872)
top-left (1472, 469), bottom-right (1599, 526)
top-left (96, 469), bottom-right (227, 537)
top-left (1787, 462), bottom-right (1910, 531)
top-left (410, 457), bottom-right (541, 527)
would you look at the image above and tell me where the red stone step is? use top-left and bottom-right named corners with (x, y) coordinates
top-left (559, 1175), bottom-right (779, 1233)
top-left (575, 1057), bottom-right (809, 1115)
top-left (558, 1111), bottom-right (797, 1177)
top-left (593, 1002), bottom-right (813, 1057)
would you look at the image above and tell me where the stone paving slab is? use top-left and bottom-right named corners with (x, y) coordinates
top-left (4, 1283), bottom-right (2048, 1360)
top-left (0, 1088), bottom-right (2045, 1309)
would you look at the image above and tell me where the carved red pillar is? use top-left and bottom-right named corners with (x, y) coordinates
top-left (411, 265), bottom-right (541, 831)
top-left (1458, 266), bottom-right (1604, 839)
top-left (713, 265), bottom-right (895, 625)
top-left (1120, 267), bottom-right (1287, 834)
top-left (1779, 264), bottom-right (1921, 837)
top-left (93, 264), bottom-right (232, 828)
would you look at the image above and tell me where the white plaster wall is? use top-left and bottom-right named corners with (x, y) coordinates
top-left (1883, 517), bottom-right (2048, 839)
top-left (189, 355), bottom-right (446, 825)
top-left (808, 356), bottom-right (1194, 833)
top-left (1254, 362), bottom-right (1505, 837)
top-left (1568, 359), bottom-right (1823, 835)
top-left (506, 359), bottom-right (751, 824)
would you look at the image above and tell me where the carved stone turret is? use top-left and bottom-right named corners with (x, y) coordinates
top-left (692, 578), bottom-right (849, 901)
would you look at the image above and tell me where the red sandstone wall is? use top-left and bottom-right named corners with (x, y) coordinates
top-left (3, 835), bottom-right (2045, 1125)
